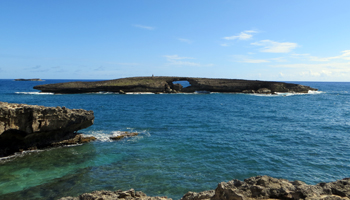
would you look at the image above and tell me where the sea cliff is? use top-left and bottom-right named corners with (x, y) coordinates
top-left (33, 76), bottom-right (317, 94)
top-left (0, 102), bottom-right (94, 157)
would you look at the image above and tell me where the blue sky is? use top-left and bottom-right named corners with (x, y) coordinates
top-left (1, 0), bottom-right (350, 81)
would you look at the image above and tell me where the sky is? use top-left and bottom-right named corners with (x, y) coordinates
top-left (1, 0), bottom-right (350, 81)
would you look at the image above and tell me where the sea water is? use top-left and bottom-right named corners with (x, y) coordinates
top-left (0, 79), bottom-right (350, 200)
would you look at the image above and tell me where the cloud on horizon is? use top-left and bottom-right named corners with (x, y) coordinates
top-left (251, 40), bottom-right (298, 53)
top-left (292, 50), bottom-right (350, 62)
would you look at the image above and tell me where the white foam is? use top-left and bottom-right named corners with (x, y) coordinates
top-left (15, 92), bottom-right (54, 95)
top-left (308, 90), bottom-right (324, 94)
top-left (125, 92), bottom-right (154, 94)
top-left (95, 92), bottom-right (116, 94)
top-left (83, 129), bottom-right (150, 142)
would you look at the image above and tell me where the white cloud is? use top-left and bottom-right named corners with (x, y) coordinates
top-left (163, 55), bottom-right (213, 67)
top-left (223, 30), bottom-right (257, 40)
top-left (251, 40), bottom-right (298, 53)
top-left (241, 58), bottom-right (270, 63)
top-left (178, 38), bottom-right (193, 44)
top-left (133, 24), bottom-right (155, 30)
top-left (220, 43), bottom-right (229, 47)
top-left (293, 50), bottom-right (350, 62)
top-left (164, 55), bottom-right (194, 60)
top-left (271, 62), bottom-right (350, 79)
top-left (231, 55), bottom-right (287, 64)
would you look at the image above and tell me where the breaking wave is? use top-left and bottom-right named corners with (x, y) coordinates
top-left (15, 92), bottom-right (54, 95)
top-left (83, 129), bottom-right (150, 142)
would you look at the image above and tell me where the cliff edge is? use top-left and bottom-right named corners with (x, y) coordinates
top-left (33, 76), bottom-right (317, 94)
top-left (0, 102), bottom-right (94, 157)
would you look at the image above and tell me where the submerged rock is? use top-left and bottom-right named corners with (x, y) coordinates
top-left (109, 132), bottom-right (139, 140)
top-left (59, 176), bottom-right (350, 200)
top-left (0, 102), bottom-right (94, 157)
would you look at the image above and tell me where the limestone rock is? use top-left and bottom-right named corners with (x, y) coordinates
top-left (58, 189), bottom-right (172, 200)
top-left (110, 132), bottom-right (139, 140)
top-left (181, 176), bottom-right (350, 200)
top-left (0, 102), bottom-right (94, 157)
top-left (59, 176), bottom-right (350, 200)
top-left (33, 76), bottom-right (317, 94)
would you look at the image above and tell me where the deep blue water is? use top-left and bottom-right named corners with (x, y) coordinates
top-left (0, 79), bottom-right (350, 200)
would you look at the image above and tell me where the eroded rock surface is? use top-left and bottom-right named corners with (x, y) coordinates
top-left (59, 176), bottom-right (350, 200)
top-left (0, 102), bottom-right (94, 157)
top-left (110, 132), bottom-right (139, 140)
top-left (59, 189), bottom-right (172, 200)
top-left (182, 176), bottom-right (350, 200)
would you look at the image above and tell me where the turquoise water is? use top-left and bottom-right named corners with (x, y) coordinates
top-left (1, 80), bottom-right (350, 200)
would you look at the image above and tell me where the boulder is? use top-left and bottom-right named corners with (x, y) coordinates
top-left (0, 102), bottom-right (94, 157)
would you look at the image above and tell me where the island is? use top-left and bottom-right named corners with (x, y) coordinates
top-left (15, 78), bottom-right (44, 81)
top-left (33, 76), bottom-right (317, 94)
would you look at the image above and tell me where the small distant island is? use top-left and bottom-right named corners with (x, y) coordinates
top-left (33, 76), bottom-right (317, 94)
top-left (15, 78), bottom-right (44, 81)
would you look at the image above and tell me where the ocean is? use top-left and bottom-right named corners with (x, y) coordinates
top-left (0, 79), bottom-right (349, 200)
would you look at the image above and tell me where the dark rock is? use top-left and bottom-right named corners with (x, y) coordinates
top-left (256, 88), bottom-right (272, 94)
top-left (51, 134), bottom-right (96, 146)
top-left (15, 78), bottom-right (43, 81)
top-left (0, 102), bottom-right (94, 157)
top-left (109, 132), bottom-right (138, 140)
top-left (172, 83), bottom-right (183, 91)
top-left (33, 76), bottom-right (317, 94)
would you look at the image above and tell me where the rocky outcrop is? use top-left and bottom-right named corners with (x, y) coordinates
top-left (59, 189), bottom-right (172, 200)
top-left (182, 176), bottom-right (350, 200)
top-left (59, 176), bottom-right (350, 200)
top-left (0, 102), bottom-right (94, 157)
top-left (110, 132), bottom-right (139, 140)
top-left (33, 76), bottom-right (317, 94)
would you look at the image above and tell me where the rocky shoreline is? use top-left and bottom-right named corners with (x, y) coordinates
top-left (33, 76), bottom-right (317, 94)
top-left (0, 102), bottom-right (94, 157)
top-left (59, 175), bottom-right (350, 200)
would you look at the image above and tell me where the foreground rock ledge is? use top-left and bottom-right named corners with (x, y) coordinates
top-left (33, 76), bottom-right (317, 94)
top-left (0, 102), bottom-right (94, 157)
top-left (60, 176), bottom-right (350, 200)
